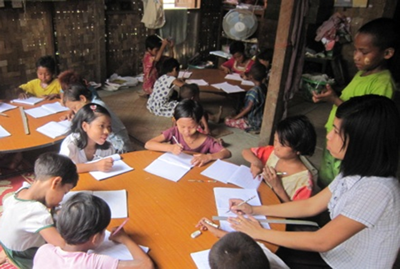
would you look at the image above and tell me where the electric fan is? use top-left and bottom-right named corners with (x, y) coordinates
top-left (222, 9), bottom-right (258, 41)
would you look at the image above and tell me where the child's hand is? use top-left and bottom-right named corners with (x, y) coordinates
top-left (168, 39), bottom-right (175, 48)
top-left (228, 198), bottom-right (253, 215)
top-left (191, 153), bottom-right (212, 167)
top-left (171, 143), bottom-right (183, 155)
top-left (60, 110), bottom-right (74, 121)
top-left (262, 166), bottom-right (284, 190)
top-left (221, 67), bottom-right (231, 74)
top-left (312, 84), bottom-right (338, 104)
top-left (109, 227), bottom-right (130, 244)
top-left (250, 163), bottom-right (263, 178)
top-left (95, 157), bottom-right (114, 172)
top-left (43, 93), bottom-right (60, 100)
top-left (18, 92), bottom-right (30, 99)
top-left (161, 38), bottom-right (169, 47)
top-left (228, 214), bottom-right (264, 239)
top-left (196, 218), bottom-right (227, 238)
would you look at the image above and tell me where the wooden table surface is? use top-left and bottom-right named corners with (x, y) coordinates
top-left (77, 150), bottom-right (285, 269)
top-left (0, 100), bottom-right (69, 153)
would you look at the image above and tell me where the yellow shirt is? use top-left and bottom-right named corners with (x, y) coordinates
top-left (19, 78), bottom-right (61, 97)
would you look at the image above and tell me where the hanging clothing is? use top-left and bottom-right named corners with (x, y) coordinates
top-left (141, 0), bottom-right (166, 29)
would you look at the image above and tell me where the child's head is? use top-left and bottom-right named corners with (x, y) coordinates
top-left (256, 48), bottom-right (274, 69)
top-left (209, 232), bottom-right (270, 269)
top-left (160, 57), bottom-right (180, 77)
top-left (354, 18), bottom-right (398, 72)
top-left (248, 63), bottom-right (267, 83)
top-left (330, 95), bottom-right (400, 178)
top-left (173, 99), bottom-right (204, 137)
top-left (58, 70), bottom-right (86, 92)
top-left (180, 83), bottom-right (200, 101)
top-left (57, 192), bottom-right (111, 246)
top-left (71, 103), bottom-right (112, 149)
top-left (34, 152), bottom-right (78, 208)
top-left (36, 55), bottom-right (57, 84)
top-left (145, 35), bottom-right (162, 56)
top-left (274, 115), bottom-right (316, 157)
top-left (229, 41), bottom-right (246, 63)
top-left (62, 83), bottom-right (92, 113)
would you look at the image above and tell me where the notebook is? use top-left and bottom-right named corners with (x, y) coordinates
top-left (0, 125), bottom-right (11, 138)
top-left (144, 152), bottom-right (193, 182)
top-left (24, 102), bottom-right (69, 118)
top-left (211, 82), bottom-right (245, 93)
top-left (36, 120), bottom-right (71, 139)
top-left (10, 97), bottom-right (44, 105)
top-left (178, 71), bottom-right (192, 79)
top-left (89, 154), bottom-right (134, 181)
top-left (0, 103), bottom-right (17, 113)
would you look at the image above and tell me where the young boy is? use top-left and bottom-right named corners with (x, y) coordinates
top-left (0, 152), bottom-right (78, 269)
top-left (33, 193), bottom-right (154, 269)
top-left (224, 63), bottom-right (267, 132)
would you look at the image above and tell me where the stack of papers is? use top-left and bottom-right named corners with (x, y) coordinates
top-left (211, 82), bottom-right (245, 93)
top-left (89, 154), bottom-right (134, 181)
top-left (24, 102), bottom-right (69, 118)
top-left (185, 79), bottom-right (209, 86)
top-left (0, 125), bottom-right (11, 138)
top-left (11, 97), bottom-right (44, 105)
top-left (36, 120), bottom-right (71, 139)
top-left (210, 50), bottom-right (232, 59)
top-left (201, 159), bottom-right (262, 189)
top-left (224, 73), bottom-right (255, 86)
top-left (0, 103), bottom-right (17, 113)
top-left (144, 152), bottom-right (193, 182)
top-left (62, 189), bottom-right (128, 219)
top-left (178, 71), bottom-right (192, 79)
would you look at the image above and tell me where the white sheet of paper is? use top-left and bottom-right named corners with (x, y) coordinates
top-left (0, 125), bottom-right (11, 138)
top-left (224, 73), bottom-right (242, 81)
top-left (25, 102), bottom-right (69, 118)
top-left (36, 120), bottom-right (71, 139)
top-left (144, 158), bottom-right (190, 182)
top-left (200, 159), bottom-right (239, 184)
top-left (11, 97), bottom-right (44, 105)
top-left (89, 230), bottom-right (149, 260)
top-left (41, 102), bottom-right (69, 113)
top-left (241, 80), bottom-right (255, 86)
top-left (211, 82), bottom-right (230, 90)
top-left (89, 159), bottom-right (134, 181)
top-left (228, 165), bottom-right (262, 189)
top-left (220, 84), bottom-right (245, 93)
top-left (0, 103), bottom-right (17, 113)
top-left (185, 79), bottom-right (209, 86)
top-left (158, 152), bottom-right (193, 169)
top-left (190, 249), bottom-right (211, 269)
top-left (178, 71), bottom-right (192, 78)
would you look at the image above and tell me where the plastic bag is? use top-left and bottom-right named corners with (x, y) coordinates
top-left (104, 74), bottom-right (139, 92)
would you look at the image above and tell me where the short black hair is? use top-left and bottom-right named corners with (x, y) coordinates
top-left (249, 63), bottom-right (267, 82)
top-left (180, 83), bottom-right (200, 100)
top-left (336, 95), bottom-right (400, 177)
top-left (276, 115), bottom-right (316, 156)
top-left (71, 103), bottom-right (112, 150)
top-left (173, 99), bottom-right (204, 123)
top-left (57, 193), bottom-right (111, 245)
top-left (257, 48), bottom-right (274, 63)
top-left (229, 41), bottom-right (245, 55)
top-left (36, 55), bottom-right (57, 75)
top-left (160, 58), bottom-right (180, 76)
top-left (145, 35), bottom-right (162, 50)
top-left (209, 232), bottom-right (270, 269)
top-left (34, 152), bottom-right (78, 187)
top-left (358, 18), bottom-right (399, 51)
top-left (62, 83), bottom-right (92, 105)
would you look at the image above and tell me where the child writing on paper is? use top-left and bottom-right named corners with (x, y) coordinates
top-left (226, 95), bottom-right (400, 269)
top-left (242, 115), bottom-right (317, 202)
top-left (16, 55), bottom-right (61, 100)
top-left (61, 82), bottom-right (132, 153)
top-left (220, 41), bottom-right (254, 76)
top-left (33, 192), bottom-right (154, 269)
top-left (224, 64), bottom-right (267, 132)
top-left (142, 35), bottom-right (174, 97)
top-left (0, 153), bottom-right (78, 269)
top-left (312, 18), bottom-right (397, 188)
top-left (59, 103), bottom-right (116, 173)
top-left (145, 99), bottom-right (231, 167)
top-left (146, 58), bottom-right (185, 117)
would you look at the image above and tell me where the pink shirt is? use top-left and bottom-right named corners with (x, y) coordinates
top-left (142, 52), bottom-right (158, 94)
top-left (33, 244), bottom-right (119, 269)
top-left (222, 57), bottom-right (254, 74)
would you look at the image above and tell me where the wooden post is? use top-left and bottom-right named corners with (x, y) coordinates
top-left (93, 0), bottom-right (107, 83)
top-left (259, 0), bottom-right (295, 146)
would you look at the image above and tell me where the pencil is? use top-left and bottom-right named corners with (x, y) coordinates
top-left (0, 112), bottom-right (8, 117)
top-left (111, 218), bottom-right (129, 236)
top-left (155, 34), bottom-right (163, 40)
top-left (172, 135), bottom-right (183, 148)
top-left (225, 195), bottom-right (257, 213)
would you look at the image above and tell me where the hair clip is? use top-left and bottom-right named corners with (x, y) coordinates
top-left (90, 104), bottom-right (97, 111)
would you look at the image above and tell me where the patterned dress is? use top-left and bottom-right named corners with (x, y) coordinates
top-left (146, 74), bottom-right (178, 117)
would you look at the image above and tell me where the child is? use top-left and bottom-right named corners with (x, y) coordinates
top-left (61, 82), bottom-right (132, 153)
top-left (312, 17), bottom-right (397, 187)
top-left (58, 69), bottom-right (100, 99)
top-left (59, 103), bottom-right (116, 173)
top-left (0, 152), bottom-right (78, 269)
top-left (17, 55), bottom-right (61, 100)
top-left (207, 231), bottom-right (289, 269)
top-left (145, 99), bottom-right (231, 167)
top-left (220, 41), bottom-right (254, 76)
top-left (142, 35), bottom-right (174, 96)
top-left (242, 115), bottom-right (317, 202)
top-left (33, 192), bottom-right (154, 269)
top-left (226, 95), bottom-right (400, 268)
top-left (146, 58), bottom-right (185, 117)
top-left (255, 48), bottom-right (274, 81)
top-left (224, 64), bottom-right (267, 132)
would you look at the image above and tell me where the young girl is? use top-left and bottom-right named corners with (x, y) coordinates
top-left (312, 18), bottom-right (397, 187)
top-left (220, 41), bottom-right (254, 76)
top-left (17, 55), bottom-right (61, 100)
top-left (146, 58), bottom-right (185, 117)
top-left (59, 103), bottom-right (116, 173)
top-left (142, 35), bottom-right (174, 96)
top-left (219, 95), bottom-right (400, 268)
top-left (242, 115), bottom-right (317, 202)
top-left (145, 99), bottom-right (231, 167)
top-left (61, 82), bottom-right (132, 153)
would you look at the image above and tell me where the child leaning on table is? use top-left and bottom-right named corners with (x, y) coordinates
top-left (242, 115), bottom-right (317, 202)
top-left (33, 192), bottom-right (154, 269)
top-left (224, 63), bottom-right (267, 132)
top-left (145, 99), bottom-right (231, 167)
top-left (0, 152), bottom-right (78, 269)
top-left (59, 103), bottom-right (116, 173)
top-left (16, 55), bottom-right (61, 100)
top-left (220, 41), bottom-right (254, 76)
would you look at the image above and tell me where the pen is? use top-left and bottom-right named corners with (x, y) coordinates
top-left (0, 112), bottom-right (8, 117)
top-left (155, 34), bottom-right (163, 40)
top-left (226, 195), bottom-right (257, 213)
top-left (172, 135), bottom-right (183, 148)
top-left (111, 218), bottom-right (129, 236)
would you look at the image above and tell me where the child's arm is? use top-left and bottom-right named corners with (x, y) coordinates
top-left (172, 78), bottom-right (185, 88)
top-left (242, 148), bottom-right (263, 178)
top-left (15, 87), bottom-right (30, 99)
top-left (154, 39), bottom-right (169, 62)
top-left (39, 227), bottom-right (65, 247)
top-left (191, 148), bottom-right (231, 167)
top-left (312, 84), bottom-right (343, 106)
top-left (167, 39), bottom-right (174, 58)
top-left (76, 157), bottom-right (114, 173)
top-left (200, 115), bottom-right (210, 135)
top-left (262, 166), bottom-right (291, 202)
top-left (220, 65), bottom-right (231, 74)
top-left (230, 101), bottom-right (254, 120)
top-left (110, 228), bottom-right (154, 269)
top-left (144, 134), bottom-right (183, 155)
top-left (196, 218), bottom-right (228, 238)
